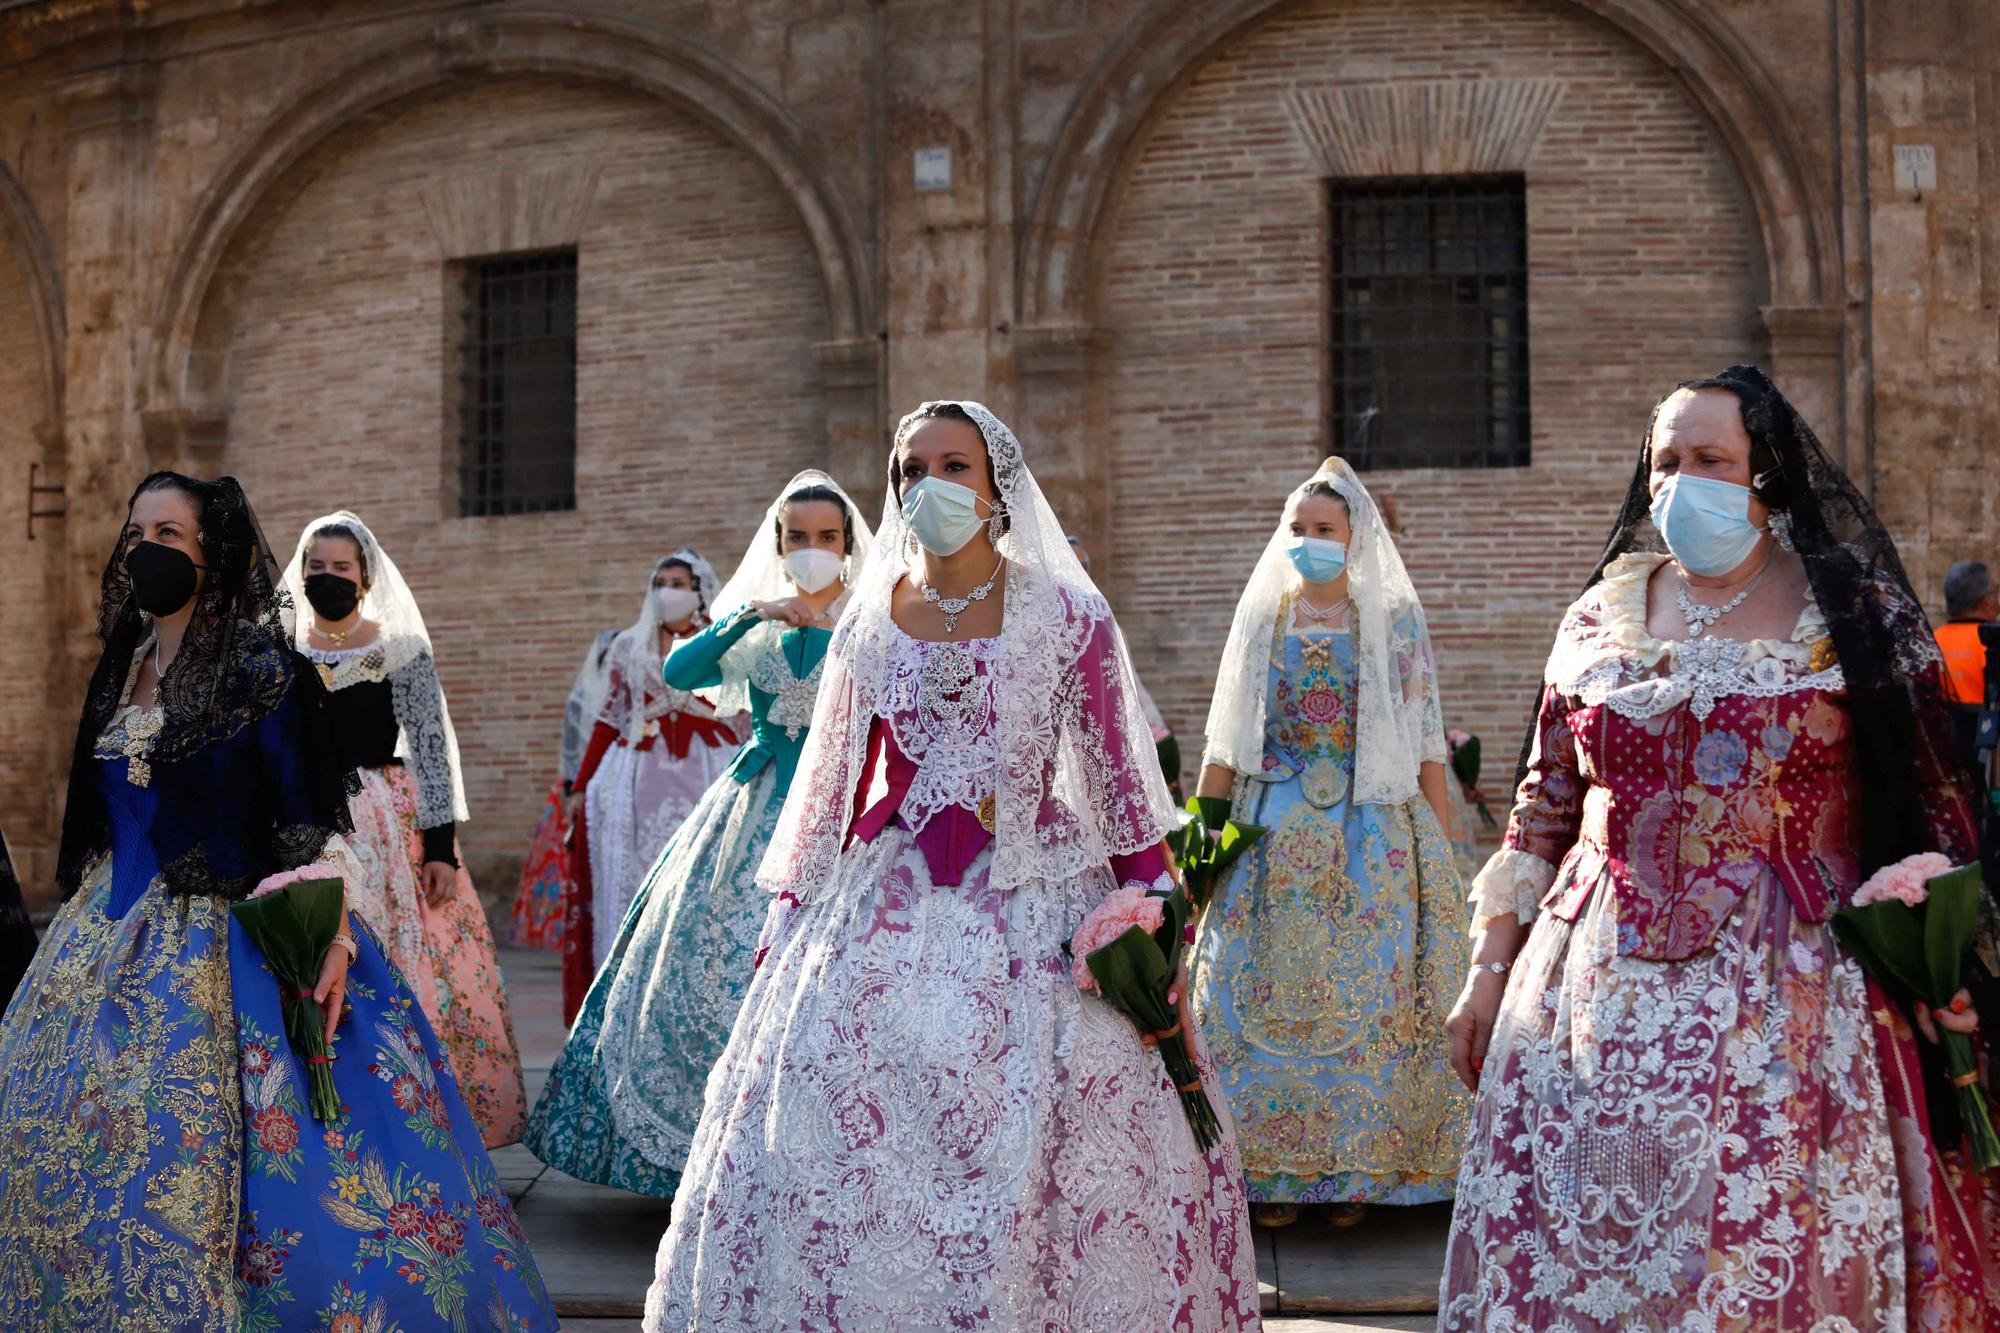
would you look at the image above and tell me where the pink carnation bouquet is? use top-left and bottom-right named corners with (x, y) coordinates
top-left (232, 863), bottom-right (347, 1120)
top-left (1834, 853), bottom-right (1998, 1170)
top-left (1065, 881), bottom-right (1221, 1151)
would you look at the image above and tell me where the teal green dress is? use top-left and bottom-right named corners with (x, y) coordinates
top-left (524, 605), bottom-right (830, 1196)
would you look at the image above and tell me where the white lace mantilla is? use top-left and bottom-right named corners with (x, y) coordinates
top-left (1547, 553), bottom-right (1844, 722)
top-left (876, 630), bottom-right (1003, 831)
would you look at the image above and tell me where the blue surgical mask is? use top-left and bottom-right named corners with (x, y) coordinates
top-left (1287, 536), bottom-right (1347, 584)
top-left (1649, 474), bottom-right (1765, 577)
top-left (901, 476), bottom-right (992, 556)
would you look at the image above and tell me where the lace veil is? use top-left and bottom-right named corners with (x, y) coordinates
top-left (758, 401), bottom-right (1177, 900)
top-left (57, 472), bottom-right (354, 898)
top-left (282, 511), bottom-right (469, 825)
top-left (1533, 365), bottom-right (1978, 881)
top-left (589, 548), bottom-right (722, 744)
top-left (1203, 457), bottom-right (1446, 805)
top-left (560, 630), bottom-right (620, 784)
top-left (703, 469), bottom-right (876, 716)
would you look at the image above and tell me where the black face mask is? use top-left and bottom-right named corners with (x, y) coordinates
top-left (124, 540), bottom-right (202, 618)
top-left (303, 572), bottom-right (361, 621)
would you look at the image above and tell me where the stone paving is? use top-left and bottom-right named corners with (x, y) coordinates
top-left (496, 946), bottom-right (1444, 1331)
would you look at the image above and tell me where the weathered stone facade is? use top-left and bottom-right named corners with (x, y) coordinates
top-left (1, 0), bottom-right (1993, 905)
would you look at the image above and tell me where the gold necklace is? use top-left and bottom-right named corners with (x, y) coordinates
top-left (320, 619), bottom-right (354, 648)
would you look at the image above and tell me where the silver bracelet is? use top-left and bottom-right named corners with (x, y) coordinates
top-left (1470, 960), bottom-right (1510, 976)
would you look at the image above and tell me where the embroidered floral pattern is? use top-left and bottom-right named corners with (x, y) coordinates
top-left (1449, 552), bottom-right (2000, 1326)
top-left (1193, 630), bottom-right (1470, 1204)
top-left (648, 833), bottom-right (1261, 1329)
top-left (320, 1152), bottom-right (479, 1328)
top-left (342, 762), bottom-right (527, 1146)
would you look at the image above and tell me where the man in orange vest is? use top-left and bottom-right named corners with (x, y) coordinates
top-left (1937, 561), bottom-right (1998, 707)
top-left (1937, 562), bottom-right (1999, 802)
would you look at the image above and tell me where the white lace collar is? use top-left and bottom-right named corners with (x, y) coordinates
top-left (1550, 553), bottom-right (1843, 720)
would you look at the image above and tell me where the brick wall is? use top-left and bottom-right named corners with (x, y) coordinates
top-left (1099, 0), bottom-right (1764, 808)
top-left (0, 0), bottom-right (1992, 907)
top-left (0, 252), bottom-right (55, 887)
top-left (1863, 2), bottom-right (2000, 621)
top-left (218, 77), bottom-right (830, 892)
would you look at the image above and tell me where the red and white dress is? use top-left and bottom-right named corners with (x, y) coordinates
top-left (1439, 553), bottom-right (2000, 1329)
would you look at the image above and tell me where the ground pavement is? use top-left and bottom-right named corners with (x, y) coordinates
top-left (495, 946), bottom-right (1446, 1332)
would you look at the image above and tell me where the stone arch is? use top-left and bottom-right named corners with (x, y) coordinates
top-left (0, 164), bottom-right (64, 430)
top-left (1020, 0), bottom-right (1838, 328)
top-left (147, 10), bottom-right (873, 426)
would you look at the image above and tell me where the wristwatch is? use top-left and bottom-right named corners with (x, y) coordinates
top-left (330, 932), bottom-right (359, 966)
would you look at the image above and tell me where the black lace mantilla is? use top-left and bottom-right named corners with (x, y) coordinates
top-left (56, 473), bottom-right (357, 900)
top-left (1541, 364), bottom-right (1978, 878)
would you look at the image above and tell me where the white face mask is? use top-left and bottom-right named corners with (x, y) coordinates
top-left (784, 547), bottom-right (845, 594)
top-left (654, 586), bottom-right (702, 625)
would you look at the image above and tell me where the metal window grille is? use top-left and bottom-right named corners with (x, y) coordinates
top-left (456, 250), bottom-right (578, 516)
top-left (1328, 176), bottom-right (1530, 469)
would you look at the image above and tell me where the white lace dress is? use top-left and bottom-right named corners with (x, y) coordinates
top-left (644, 626), bottom-right (1263, 1331)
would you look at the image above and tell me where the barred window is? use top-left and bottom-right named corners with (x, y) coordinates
top-left (454, 250), bottom-right (578, 516)
top-left (1328, 176), bottom-right (1529, 469)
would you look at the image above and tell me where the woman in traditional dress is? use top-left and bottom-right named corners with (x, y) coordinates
top-left (284, 511), bottom-right (527, 1147)
top-left (0, 472), bottom-right (554, 1331)
top-left (644, 402), bottom-right (1260, 1331)
top-left (528, 470), bottom-right (874, 1196)
top-left (509, 626), bottom-right (618, 951)
top-left (562, 549), bottom-right (741, 1019)
top-left (1439, 365), bottom-right (2000, 1328)
top-left (1191, 458), bottom-right (1470, 1229)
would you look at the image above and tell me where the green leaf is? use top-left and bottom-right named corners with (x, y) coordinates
top-left (1084, 925), bottom-right (1175, 1030)
top-left (1214, 820), bottom-right (1266, 868)
top-left (1187, 795), bottom-right (1234, 829)
top-left (1831, 900), bottom-right (1929, 998)
top-left (1922, 863), bottom-right (1982, 999)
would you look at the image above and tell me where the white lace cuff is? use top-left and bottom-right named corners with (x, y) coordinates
top-left (1469, 848), bottom-right (1556, 935)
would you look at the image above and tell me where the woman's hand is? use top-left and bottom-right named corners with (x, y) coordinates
top-left (312, 941), bottom-right (351, 1046)
top-left (753, 597), bottom-right (815, 627)
top-left (1141, 959), bottom-right (1210, 1064)
top-left (1447, 968), bottom-right (1507, 1091)
top-left (421, 861), bottom-right (456, 906)
top-left (1915, 988), bottom-right (1981, 1044)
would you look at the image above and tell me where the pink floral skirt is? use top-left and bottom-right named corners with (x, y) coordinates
top-left (645, 829), bottom-right (1263, 1331)
top-left (1438, 873), bottom-right (2000, 1330)
top-left (344, 764), bottom-right (528, 1147)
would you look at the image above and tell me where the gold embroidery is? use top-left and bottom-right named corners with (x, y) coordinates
top-left (1809, 635), bottom-right (1838, 674)
top-left (95, 706), bottom-right (164, 788)
top-left (976, 792), bottom-right (997, 833)
top-left (0, 866), bottom-right (240, 1326)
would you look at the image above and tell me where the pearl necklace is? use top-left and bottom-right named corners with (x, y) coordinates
top-left (1676, 555), bottom-right (1771, 639)
top-left (1296, 593), bottom-right (1352, 626)
top-left (920, 558), bottom-right (1003, 635)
